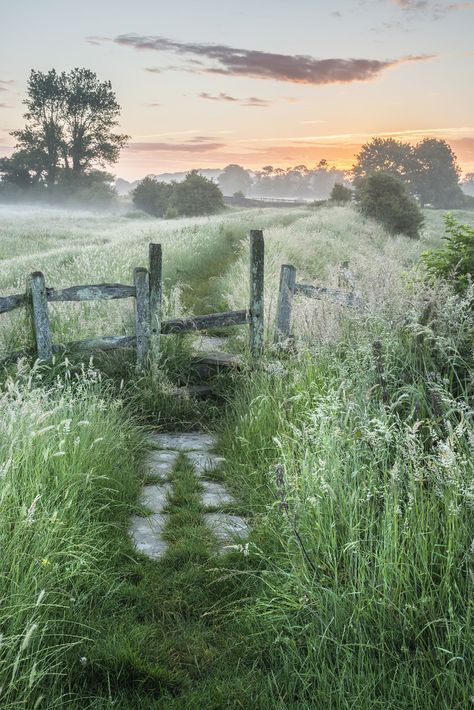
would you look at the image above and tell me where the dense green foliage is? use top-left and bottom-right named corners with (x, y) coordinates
top-left (0, 68), bottom-right (128, 202)
top-left (355, 172), bottom-right (424, 238)
top-left (353, 137), bottom-right (465, 208)
top-left (330, 182), bottom-right (353, 203)
top-left (133, 171), bottom-right (224, 218)
top-left (131, 177), bottom-right (174, 217)
top-left (422, 214), bottom-right (474, 293)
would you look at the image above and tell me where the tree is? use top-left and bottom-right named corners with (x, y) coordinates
top-left (171, 171), bottom-right (224, 216)
top-left (413, 138), bottom-right (464, 208)
top-left (6, 67), bottom-right (128, 191)
top-left (11, 69), bottom-right (65, 187)
top-left (62, 68), bottom-right (128, 173)
top-left (330, 183), bottom-right (352, 203)
top-left (0, 150), bottom-right (45, 188)
top-left (352, 136), bottom-right (466, 208)
top-left (352, 138), bottom-right (417, 188)
top-left (218, 164), bottom-right (251, 196)
top-left (355, 172), bottom-right (424, 239)
top-left (132, 178), bottom-right (174, 217)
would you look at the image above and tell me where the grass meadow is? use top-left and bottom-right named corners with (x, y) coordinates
top-left (0, 203), bottom-right (473, 708)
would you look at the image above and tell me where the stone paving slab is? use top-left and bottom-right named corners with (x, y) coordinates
top-left (147, 432), bottom-right (217, 451)
top-left (201, 481), bottom-right (235, 507)
top-left (186, 451), bottom-right (226, 475)
top-left (204, 513), bottom-right (250, 543)
top-left (129, 513), bottom-right (168, 559)
top-left (144, 450), bottom-right (179, 479)
top-left (139, 483), bottom-right (172, 514)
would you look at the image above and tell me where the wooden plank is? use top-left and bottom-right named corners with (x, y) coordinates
top-left (161, 309), bottom-right (248, 334)
top-left (249, 230), bottom-right (265, 359)
top-left (46, 283), bottom-right (135, 302)
top-left (134, 267), bottom-right (151, 367)
top-left (294, 282), bottom-right (364, 310)
top-left (149, 243), bottom-right (162, 367)
top-left (27, 271), bottom-right (53, 360)
top-left (56, 335), bottom-right (136, 353)
top-left (274, 264), bottom-right (296, 343)
top-left (0, 293), bottom-right (26, 314)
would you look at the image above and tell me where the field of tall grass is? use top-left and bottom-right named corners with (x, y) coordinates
top-left (0, 202), bottom-right (473, 707)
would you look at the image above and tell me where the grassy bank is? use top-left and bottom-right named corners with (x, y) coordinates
top-left (0, 204), bottom-right (473, 707)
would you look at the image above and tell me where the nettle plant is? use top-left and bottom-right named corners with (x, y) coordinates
top-left (422, 214), bottom-right (474, 294)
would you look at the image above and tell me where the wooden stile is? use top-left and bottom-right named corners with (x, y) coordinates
top-left (134, 267), bottom-right (151, 367)
top-left (249, 230), bottom-right (264, 359)
top-left (274, 264), bottom-right (296, 343)
top-left (1, 234), bottom-right (266, 367)
top-left (27, 271), bottom-right (53, 361)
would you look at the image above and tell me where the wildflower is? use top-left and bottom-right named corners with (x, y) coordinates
top-left (40, 558), bottom-right (51, 568)
top-left (79, 657), bottom-right (87, 666)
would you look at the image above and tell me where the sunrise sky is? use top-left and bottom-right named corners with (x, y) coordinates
top-left (1, 0), bottom-right (473, 180)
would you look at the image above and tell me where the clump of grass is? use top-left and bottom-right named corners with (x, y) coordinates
top-left (0, 359), bottom-right (142, 707)
top-left (214, 283), bottom-right (474, 709)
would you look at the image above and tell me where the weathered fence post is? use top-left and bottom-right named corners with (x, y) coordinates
top-left (27, 271), bottom-right (53, 361)
top-left (249, 230), bottom-right (264, 359)
top-left (134, 267), bottom-right (150, 367)
top-left (274, 264), bottom-right (296, 344)
top-left (148, 243), bottom-right (162, 369)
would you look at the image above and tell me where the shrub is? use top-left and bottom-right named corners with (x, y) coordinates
top-left (171, 171), bottom-right (224, 217)
top-left (355, 172), bottom-right (424, 238)
top-left (421, 214), bottom-right (474, 293)
top-left (330, 182), bottom-right (352, 203)
top-left (132, 177), bottom-right (174, 217)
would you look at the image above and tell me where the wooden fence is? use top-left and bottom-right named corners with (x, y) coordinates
top-left (0, 230), bottom-right (265, 367)
top-left (274, 262), bottom-right (363, 343)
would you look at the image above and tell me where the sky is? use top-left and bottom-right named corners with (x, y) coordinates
top-left (1, 0), bottom-right (473, 180)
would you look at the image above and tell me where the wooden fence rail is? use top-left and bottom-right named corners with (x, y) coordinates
top-left (274, 263), bottom-right (363, 343)
top-left (0, 232), bottom-right (264, 368)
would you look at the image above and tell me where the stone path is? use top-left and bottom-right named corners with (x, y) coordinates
top-left (129, 431), bottom-right (250, 559)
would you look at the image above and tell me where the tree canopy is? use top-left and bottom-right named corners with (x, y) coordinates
top-left (2, 68), bottom-right (128, 193)
top-left (352, 137), bottom-right (465, 208)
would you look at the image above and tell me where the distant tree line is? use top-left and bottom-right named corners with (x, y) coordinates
top-left (217, 161), bottom-right (348, 200)
top-left (0, 68), bottom-right (128, 205)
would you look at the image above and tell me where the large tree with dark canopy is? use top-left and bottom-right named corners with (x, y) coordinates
top-left (6, 68), bottom-right (128, 190)
top-left (352, 136), bottom-right (465, 208)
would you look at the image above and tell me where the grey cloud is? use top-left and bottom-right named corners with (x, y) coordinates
top-left (110, 34), bottom-right (434, 85)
